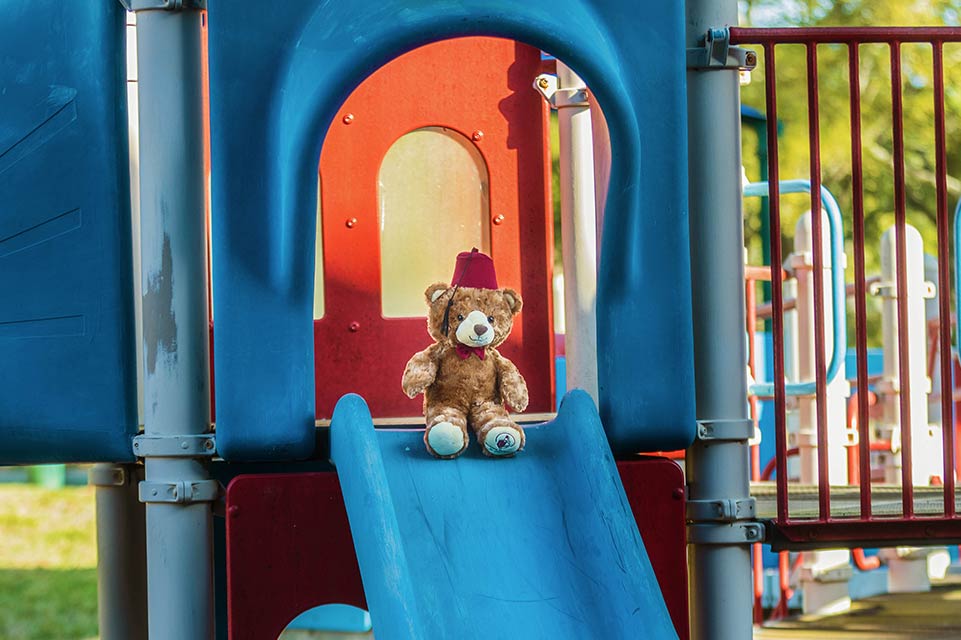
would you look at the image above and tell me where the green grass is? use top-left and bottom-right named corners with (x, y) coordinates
top-left (0, 486), bottom-right (98, 640)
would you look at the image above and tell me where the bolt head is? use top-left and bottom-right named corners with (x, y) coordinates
top-left (746, 51), bottom-right (757, 66)
top-left (181, 441), bottom-right (189, 450)
top-left (349, 321), bottom-right (361, 332)
top-left (342, 113), bottom-right (354, 124)
top-left (471, 130), bottom-right (484, 142)
top-left (493, 214), bottom-right (505, 225)
top-left (346, 217), bottom-right (358, 228)
top-left (537, 77), bottom-right (550, 89)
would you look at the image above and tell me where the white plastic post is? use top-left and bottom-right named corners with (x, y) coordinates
top-left (877, 224), bottom-right (940, 593)
top-left (924, 254), bottom-right (941, 424)
top-left (556, 61), bottom-right (599, 403)
top-left (792, 211), bottom-right (851, 615)
top-left (782, 278), bottom-right (802, 481)
top-left (879, 224), bottom-right (939, 485)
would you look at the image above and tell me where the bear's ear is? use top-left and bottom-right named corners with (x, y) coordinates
top-left (502, 288), bottom-right (523, 315)
top-left (425, 282), bottom-right (450, 305)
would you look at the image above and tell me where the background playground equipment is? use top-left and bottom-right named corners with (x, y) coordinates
top-left (6, 1), bottom-right (961, 639)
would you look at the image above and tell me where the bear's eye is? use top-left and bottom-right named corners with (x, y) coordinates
top-left (457, 314), bottom-right (464, 321)
top-left (487, 315), bottom-right (494, 323)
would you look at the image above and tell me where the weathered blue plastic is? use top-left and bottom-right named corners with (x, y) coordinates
top-left (207, 0), bottom-right (695, 460)
top-left (0, 2), bottom-right (136, 464)
top-left (330, 391), bottom-right (677, 639)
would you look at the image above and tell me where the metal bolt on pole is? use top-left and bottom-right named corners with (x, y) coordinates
top-left (685, 0), bottom-right (757, 638)
top-left (126, 1), bottom-right (215, 638)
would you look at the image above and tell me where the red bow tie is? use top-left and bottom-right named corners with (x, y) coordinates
top-left (455, 344), bottom-right (487, 360)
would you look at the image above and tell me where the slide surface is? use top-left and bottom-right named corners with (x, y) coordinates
top-left (330, 391), bottom-right (678, 639)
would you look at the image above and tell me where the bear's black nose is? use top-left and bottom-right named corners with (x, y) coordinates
top-left (474, 324), bottom-right (488, 335)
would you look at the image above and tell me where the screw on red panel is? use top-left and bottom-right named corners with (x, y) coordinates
top-left (345, 217), bottom-right (358, 228)
top-left (228, 505), bottom-right (240, 517)
top-left (471, 130), bottom-right (484, 142)
top-left (349, 321), bottom-right (361, 332)
top-left (672, 487), bottom-right (685, 501)
top-left (342, 113), bottom-right (354, 124)
top-left (493, 214), bottom-right (505, 225)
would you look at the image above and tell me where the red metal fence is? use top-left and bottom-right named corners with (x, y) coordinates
top-left (729, 27), bottom-right (961, 549)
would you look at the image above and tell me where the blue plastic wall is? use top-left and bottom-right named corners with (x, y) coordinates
top-left (0, 1), bottom-right (137, 464)
top-left (207, 0), bottom-right (695, 460)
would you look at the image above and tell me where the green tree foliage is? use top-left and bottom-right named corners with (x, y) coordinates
top-left (739, 0), bottom-right (961, 344)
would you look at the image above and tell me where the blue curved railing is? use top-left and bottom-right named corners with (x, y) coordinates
top-left (744, 180), bottom-right (847, 397)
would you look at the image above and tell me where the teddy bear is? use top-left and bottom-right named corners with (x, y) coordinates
top-left (401, 249), bottom-right (529, 459)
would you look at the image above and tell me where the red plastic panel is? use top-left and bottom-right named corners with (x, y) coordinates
top-left (225, 460), bottom-right (687, 640)
top-left (316, 37), bottom-right (554, 419)
top-left (620, 458), bottom-right (690, 640)
top-left (225, 473), bottom-right (366, 640)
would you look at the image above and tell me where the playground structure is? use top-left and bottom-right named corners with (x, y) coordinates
top-left (5, 1), bottom-right (961, 640)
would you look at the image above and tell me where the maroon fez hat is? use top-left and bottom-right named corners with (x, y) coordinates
top-left (451, 248), bottom-right (498, 290)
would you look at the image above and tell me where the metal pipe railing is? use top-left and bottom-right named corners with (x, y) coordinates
top-left (745, 181), bottom-right (845, 398)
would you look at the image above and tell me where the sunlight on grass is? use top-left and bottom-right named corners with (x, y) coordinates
top-left (0, 485), bottom-right (99, 640)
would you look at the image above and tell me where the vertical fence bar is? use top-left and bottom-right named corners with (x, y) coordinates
top-left (763, 42), bottom-right (790, 524)
top-left (848, 43), bottom-right (874, 519)
top-left (806, 42), bottom-right (832, 521)
top-left (932, 41), bottom-right (957, 517)
top-left (890, 41), bottom-right (915, 518)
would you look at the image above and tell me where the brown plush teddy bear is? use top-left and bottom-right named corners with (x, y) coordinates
top-left (401, 249), bottom-right (529, 459)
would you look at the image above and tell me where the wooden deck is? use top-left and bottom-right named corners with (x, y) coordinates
top-left (752, 482), bottom-right (959, 519)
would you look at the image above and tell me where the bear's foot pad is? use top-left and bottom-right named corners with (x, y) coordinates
top-left (426, 421), bottom-right (467, 458)
top-left (483, 425), bottom-right (522, 457)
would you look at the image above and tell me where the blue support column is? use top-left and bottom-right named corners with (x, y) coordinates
top-left (685, 1), bottom-right (758, 638)
top-left (128, 3), bottom-right (215, 638)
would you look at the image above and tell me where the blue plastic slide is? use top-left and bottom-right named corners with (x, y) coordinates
top-left (330, 390), bottom-right (677, 639)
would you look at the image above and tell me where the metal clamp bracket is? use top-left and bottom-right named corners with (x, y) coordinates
top-left (696, 418), bottom-right (754, 441)
top-left (688, 521), bottom-right (766, 544)
top-left (687, 497), bottom-right (756, 523)
top-left (139, 479), bottom-right (220, 504)
top-left (687, 28), bottom-right (757, 71)
top-left (133, 434), bottom-right (216, 458)
top-left (532, 74), bottom-right (590, 109)
top-left (118, 0), bottom-right (206, 10)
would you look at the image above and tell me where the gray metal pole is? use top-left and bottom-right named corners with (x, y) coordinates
top-left (91, 464), bottom-right (148, 640)
top-left (685, 1), bottom-right (756, 638)
top-left (132, 5), bottom-right (214, 639)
